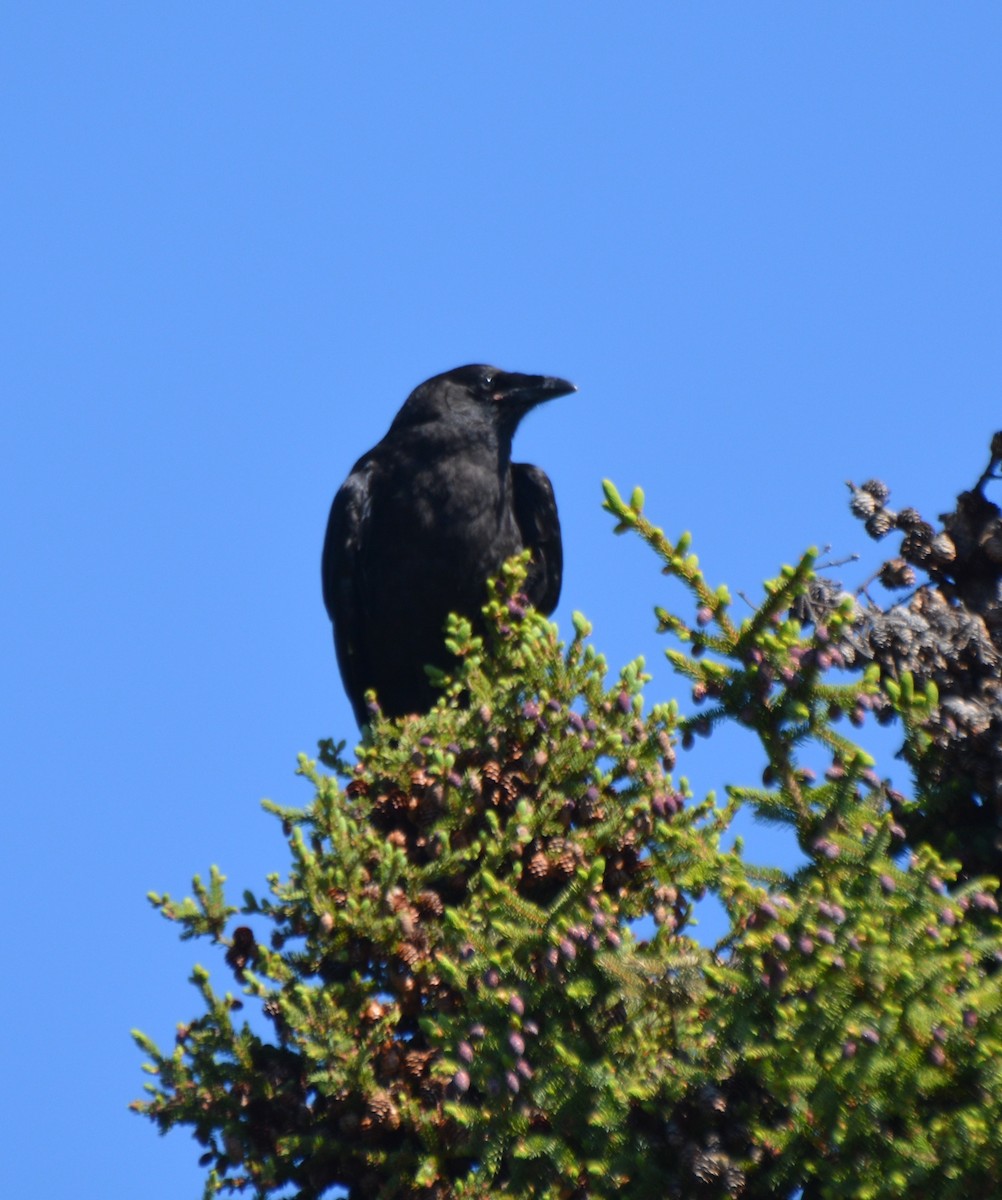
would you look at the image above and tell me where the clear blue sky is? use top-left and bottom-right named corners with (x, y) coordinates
top-left (4, 6), bottom-right (1001, 1196)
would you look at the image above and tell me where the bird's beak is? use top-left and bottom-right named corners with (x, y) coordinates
top-left (492, 371), bottom-right (577, 410)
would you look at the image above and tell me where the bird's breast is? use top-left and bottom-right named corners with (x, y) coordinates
top-left (367, 453), bottom-right (520, 582)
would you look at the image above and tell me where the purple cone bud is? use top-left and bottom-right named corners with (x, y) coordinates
top-left (973, 891), bottom-right (999, 912)
top-left (798, 936), bottom-right (814, 955)
top-left (458, 1041), bottom-right (474, 1064)
top-left (509, 993), bottom-right (525, 1016)
top-left (817, 928), bottom-right (835, 946)
top-left (470, 1023), bottom-right (486, 1041)
top-left (861, 1027), bottom-right (879, 1045)
top-left (516, 1058), bottom-right (533, 1079)
top-left (772, 932), bottom-right (791, 952)
top-left (509, 1032), bottom-right (525, 1055)
top-left (505, 1070), bottom-right (520, 1094)
top-left (453, 1070), bottom-right (471, 1094)
top-left (523, 1020), bottom-right (539, 1037)
top-left (879, 874), bottom-right (896, 893)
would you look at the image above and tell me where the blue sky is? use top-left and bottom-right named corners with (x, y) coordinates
top-left (4, 6), bottom-right (1001, 1196)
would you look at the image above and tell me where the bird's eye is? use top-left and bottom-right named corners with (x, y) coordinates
top-left (482, 372), bottom-right (495, 388)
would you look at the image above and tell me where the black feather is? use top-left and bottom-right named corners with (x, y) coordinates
top-left (321, 365), bottom-right (575, 724)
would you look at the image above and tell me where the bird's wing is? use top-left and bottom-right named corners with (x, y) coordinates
top-left (321, 461), bottom-right (376, 723)
top-left (512, 462), bottom-right (562, 615)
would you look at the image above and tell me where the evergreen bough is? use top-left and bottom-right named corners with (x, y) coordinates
top-left (133, 437), bottom-right (1002, 1199)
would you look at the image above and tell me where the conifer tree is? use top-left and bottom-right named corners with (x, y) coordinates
top-left (133, 436), bottom-right (1002, 1199)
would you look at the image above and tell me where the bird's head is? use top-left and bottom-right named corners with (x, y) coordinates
top-left (393, 365), bottom-right (577, 440)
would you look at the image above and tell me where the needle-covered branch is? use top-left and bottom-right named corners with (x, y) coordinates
top-left (135, 451), bottom-right (1002, 1200)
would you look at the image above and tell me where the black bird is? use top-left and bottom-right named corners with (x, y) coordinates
top-left (322, 364), bottom-right (576, 725)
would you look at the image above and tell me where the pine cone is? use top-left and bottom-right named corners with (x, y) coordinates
top-left (526, 851), bottom-right (549, 881)
top-left (403, 1048), bottom-right (435, 1080)
top-left (879, 558), bottom-right (916, 590)
top-left (415, 889), bottom-right (444, 918)
top-left (395, 941), bottom-right (424, 970)
top-left (362, 1091), bottom-right (400, 1132)
top-left (865, 510), bottom-right (897, 539)
top-left (861, 478), bottom-right (891, 504)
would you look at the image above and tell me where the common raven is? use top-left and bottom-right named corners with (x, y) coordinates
top-left (322, 364), bottom-right (575, 724)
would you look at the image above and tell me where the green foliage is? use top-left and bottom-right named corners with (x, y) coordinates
top-left (133, 497), bottom-right (1002, 1199)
